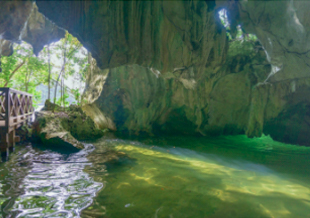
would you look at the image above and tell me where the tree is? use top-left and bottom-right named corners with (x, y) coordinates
top-left (0, 32), bottom-right (88, 108)
top-left (0, 44), bottom-right (25, 87)
top-left (3, 60), bottom-right (26, 87)
top-left (47, 45), bottom-right (51, 101)
top-left (0, 42), bottom-right (49, 106)
top-left (52, 31), bottom-right (88, 107)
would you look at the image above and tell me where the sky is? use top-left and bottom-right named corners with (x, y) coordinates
top-left (45, 40), bottom-right (87, 92)
top-left (48, 42), bottom-right (87, 92)
top-left (14, 39), bottom-right (87, 93)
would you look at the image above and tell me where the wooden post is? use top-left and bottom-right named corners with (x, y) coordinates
top-left (1, 89), bottom-right (10, 156)
top-left (9, 129), bottom-right (15, 152)
top-left (0, 132), bottom-right (7, 153)
top-left (5, 133), bottom-right (9, 156)
top-left (0, 133), bottom-right (10, 157)
top-left (5, 88), bottom-right (10, 137)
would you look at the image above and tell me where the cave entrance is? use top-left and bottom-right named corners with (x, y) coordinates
top-left (0, 32), bottom-right (88, 109)
top-left (218, 8), bottom-right (266, 74)
top-left (218, 8), bottom-right (258, 42)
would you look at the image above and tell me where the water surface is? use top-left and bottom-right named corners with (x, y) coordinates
top-left (0, 143), bottom-right (102, 217)
top-left (1, 135), bottom-right (310, 217)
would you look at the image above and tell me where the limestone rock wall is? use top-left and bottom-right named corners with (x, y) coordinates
top-left (0, 1), bottom-right (34, 43)
top-left (0, 2), bottom-right (64, 57)
top-left (2, 1), bottom-right (310, 145)
top-left (21, 3), bottom-right (65, 56)
top-left (37, 1), bottom-right (227, 76)
top-left (0, 40), bottom-right (13, 57)
top-left (236, 1), bottom-right (310, 83)
top-left (84, 45), bottom-right (271, 137)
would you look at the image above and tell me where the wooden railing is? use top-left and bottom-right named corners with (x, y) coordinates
top-left (0, 88), bottom-right (34, 154)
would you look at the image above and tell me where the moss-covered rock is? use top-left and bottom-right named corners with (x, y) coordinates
top-left (32, 111), bottom-right (84, 150)
top-left (61, 105), bottom-right (104, 141)
top-left (32, 101), bottom-right (105, 149)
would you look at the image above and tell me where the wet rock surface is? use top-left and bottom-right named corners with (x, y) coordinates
top-left (85, 44), bottom-right (270, 137)
top-left (264, 102), bottom-right (310, 146)
top-left (236, 1), bottom-right (310, 83)
top-left (32, 101), bottom-right (104, 149)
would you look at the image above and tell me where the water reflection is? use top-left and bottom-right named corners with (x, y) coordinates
top-left (1, 144), bottom-right (103, 218)
top-left (84, 137), bottom-right (310, 218)
top-left (0, 135), bottom-right (310, 217)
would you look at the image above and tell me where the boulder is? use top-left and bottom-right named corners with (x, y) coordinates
top-left (32, 111), bottom-right (84, 150)
top-left (32, 101), bottom-right (105, 149)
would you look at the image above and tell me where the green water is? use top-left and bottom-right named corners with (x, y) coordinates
top-left (83, 135), bottom-right (310, 218)
top-left (1, 135), bottom-right (310, 217)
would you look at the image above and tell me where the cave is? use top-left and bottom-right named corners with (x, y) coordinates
top-left (1, 1), bottom-right (310, 217)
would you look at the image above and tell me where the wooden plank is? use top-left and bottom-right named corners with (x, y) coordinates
top-left (0, 88), bottom-right (9, 92)
top-left (6, 88), bottom-right (33, 97)
top-left (0, 88), bottom-right (33, 97)
top-left (0, 113), bottom-right (32, 125)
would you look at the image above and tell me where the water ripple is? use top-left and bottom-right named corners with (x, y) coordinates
top-left (8, 144), bottom-right (103, 218)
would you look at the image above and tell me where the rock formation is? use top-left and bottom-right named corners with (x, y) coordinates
top-left (0, 2), bottom-right (65, 74)
top-left (2, 1), bottom-right (310, 145)
top-left (83, 40), bottom-right (270, 137)
top-left (0, 2), bottom-right (64, 56)
top-left (231, 1), bottom-right (310, 144)
top-left (32, 101), bottom-right (104, 150)
top-left (36, 1), bottom-right (227, 75)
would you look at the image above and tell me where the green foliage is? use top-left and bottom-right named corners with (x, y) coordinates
top-left (71, 88), bottom-right (81, 105)
top-left (218, 9), bottom-right (259, 58)
top-left (0, 52), bottom-right (18, 85)
top-left (227, 26), bottom-right (259, 59)
top-left (0, 31), bottom-right (88, 109)
top-left (0, 42), bottom-right (49, 107)
top-left (54, 32), bottom-right (88, 80)
top-left (56, 90), bottom-right (70, 107)
top-left (228, 40), bottom-right (257, 58)
top-left (53, 31), bottom-right (88, 107)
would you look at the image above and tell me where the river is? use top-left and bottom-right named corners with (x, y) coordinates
top-left (0, 135), bottom-right (310, 217)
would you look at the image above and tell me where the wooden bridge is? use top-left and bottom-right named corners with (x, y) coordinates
top-left (0, 88), bottom-right (34, 155)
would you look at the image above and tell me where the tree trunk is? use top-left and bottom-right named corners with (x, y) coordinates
top-left (25, 70), bottom-right (33, 93)
top-left (54, 68), bottom-right (62, 105)
top-left (54, 40), bottom-right (67, 106)
top-left (47, 45), bottom-right (51, 101)
top-left (3, 60), bottom-right (26, 87)
top-left (62, 75), bottom-right (65, 109)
